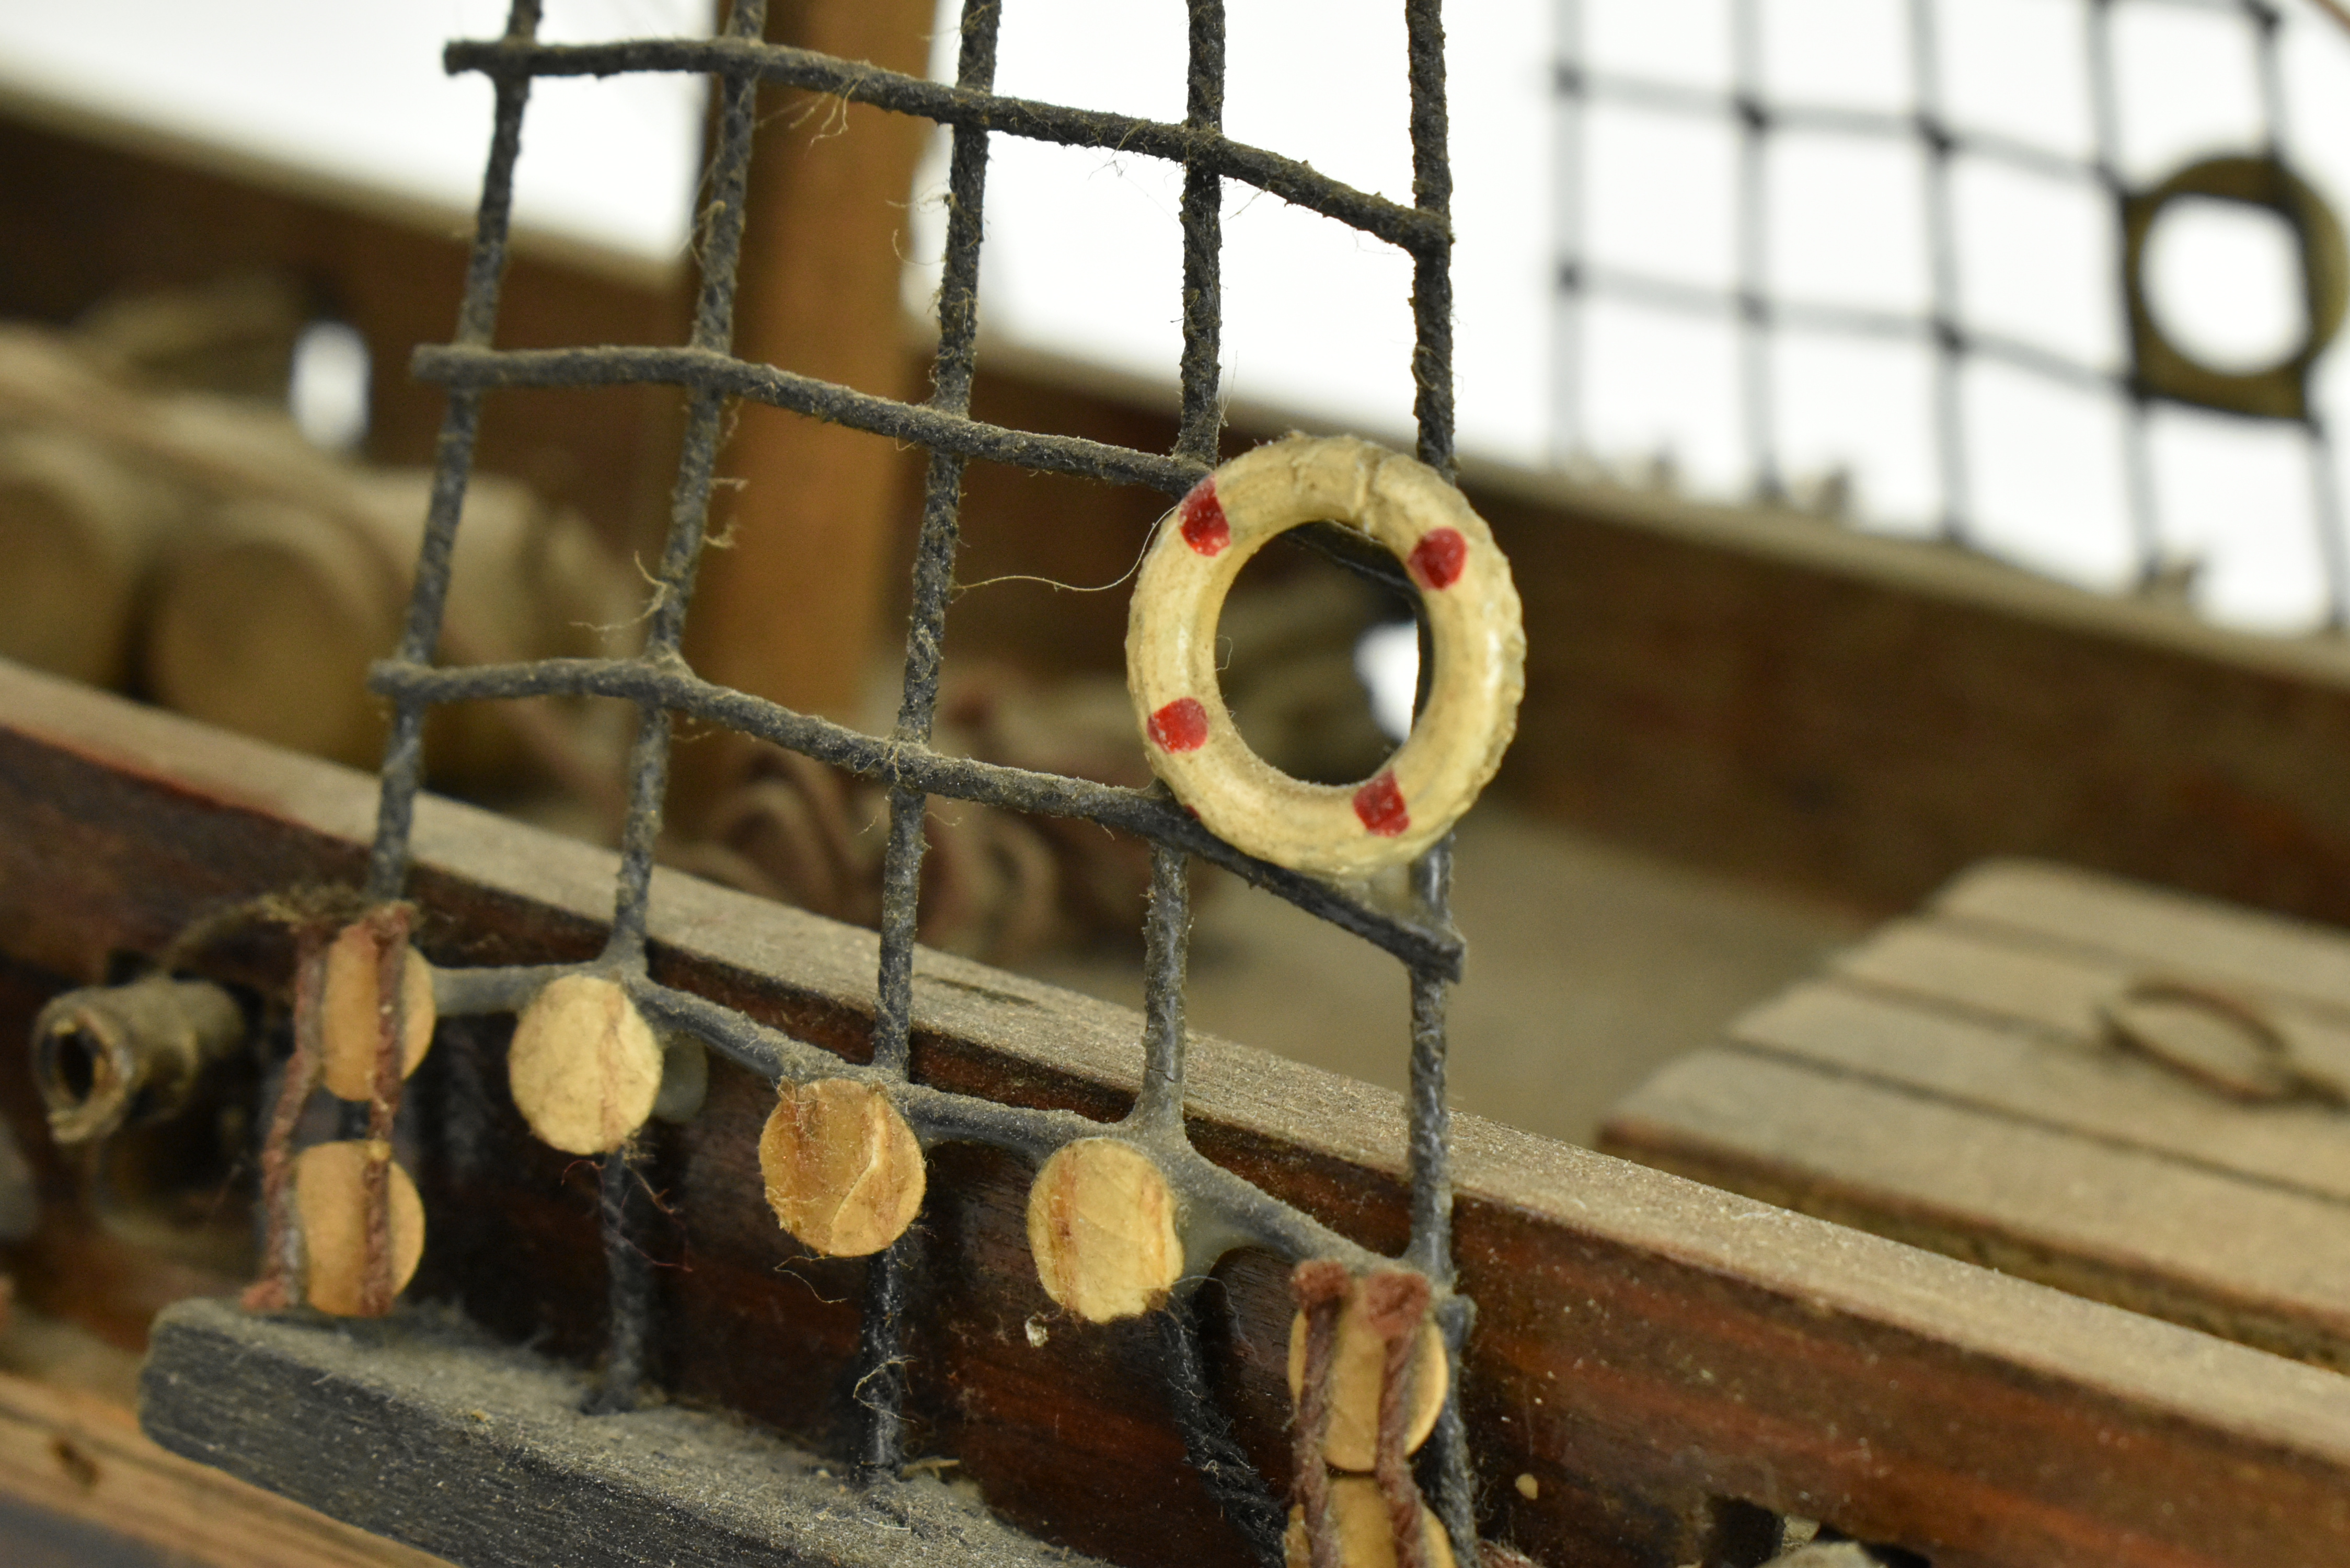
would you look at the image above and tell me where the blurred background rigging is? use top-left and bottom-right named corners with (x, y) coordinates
top-left (8, 1), bottom-right (2344, 628)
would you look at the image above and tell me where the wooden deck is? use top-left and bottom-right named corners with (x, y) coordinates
top-left (1606, 858), bottom-right (2350, 1375)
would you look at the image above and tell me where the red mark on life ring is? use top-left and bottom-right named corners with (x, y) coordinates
top-left (1148, 697), bottom-right (1209, 753)
top-left (1179, 480), bottom-right (1230, 556)
top-left (1407, 527), bottom-right (1467, 591)
top-left (1353, 771), bottom-right (1410, 836)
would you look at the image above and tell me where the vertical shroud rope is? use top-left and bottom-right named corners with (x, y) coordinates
top-left (855, 0), bottom-right (1004, 1481)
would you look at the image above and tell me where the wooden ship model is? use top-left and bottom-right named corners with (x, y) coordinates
top-left (4, 3), bottom-right (2350, 1567)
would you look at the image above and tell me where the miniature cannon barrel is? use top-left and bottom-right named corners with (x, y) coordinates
top-left (32, 975), bottom-right (246, 1145)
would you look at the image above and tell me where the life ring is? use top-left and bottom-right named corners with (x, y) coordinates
top-left (2122, 154), bottom-right (2348, 421)
top-left (1125, 435), bottom-right (1524, 879)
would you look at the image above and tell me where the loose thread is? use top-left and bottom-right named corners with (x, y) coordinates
top-left (1292, 1259), bottom-right (1350, 1568)
top-left (243, 925), bottom-right (329, 1312)
top-left (1364, 1269), bottom-right (1436, 1568)
top-left (1475, 1544), bottom-right (1539, 1567)
top-left (855, 1231), bottom-right (919, 1478)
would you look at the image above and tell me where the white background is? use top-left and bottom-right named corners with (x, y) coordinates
top-left (1, 1), bottom-right (2344, 629)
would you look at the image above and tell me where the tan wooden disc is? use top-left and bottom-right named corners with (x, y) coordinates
top-left (507, 975), bottom-right (663, 1155)
top-left (758, 1078), bottom-right (926, 1258)
top-left (318, 923), bottom-right (435, 1103)
top-left (1026, 1137), bottom-right (1184, 1323)
top-left (1286, 1287), bottom-right (1448, 1471)
top-left (294, 1139), bottom-right (425, 1318)
top-left (1283, 1481), bottom-right (1455, 1568)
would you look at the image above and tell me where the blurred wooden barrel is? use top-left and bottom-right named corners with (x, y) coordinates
top-left (144, 495), bottom-right (393, 769)
top-left (145, 471), bottom-right (637, 787)
top-left (0, 429), bottom-right (176, 688)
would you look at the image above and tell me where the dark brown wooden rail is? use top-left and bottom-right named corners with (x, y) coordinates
top-left (5, 659), bottom-right (2350, 1568)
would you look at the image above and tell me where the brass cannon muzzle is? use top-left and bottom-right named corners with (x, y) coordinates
top-left (33, 976), bottom-right (246, 1145)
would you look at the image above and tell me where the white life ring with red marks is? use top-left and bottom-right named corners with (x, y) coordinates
top-left (1125, 435), bottom-right (1524, 879)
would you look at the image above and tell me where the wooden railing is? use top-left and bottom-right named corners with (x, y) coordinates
top-left (4, 661), bottom-right (2349, 1566)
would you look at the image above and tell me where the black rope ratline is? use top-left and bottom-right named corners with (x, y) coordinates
top-left (441, 33), bottom-right (1447, 258)
top-left (406, 343), bottom-right (1423, 593)
top-left (366, 675), bottom-right (1461, 981)
top-left (384, 0), bottom-right (1480, 1550)
top-left (854, 0), bottom-right (1002, 1484)
top-left (1908, 0), bottom-right (1968, 544)
top-left (1729, 0), bottom-right (1778, 503)
top-left (585, 1140), bottom-right (654, 1415)
top-left (366, 0), bottom-right (542, 902)
top-left (604, 0), bottom-right (769, 971)
top-left (1550, 0), bottom-right (2343, 603)
top-left (2086, 0), bottom-right (2164, 584)
top-left (1161, 1289), bottom-right (1287, 1568)
top-left (1403, 3), bottom-right (1482, 1561)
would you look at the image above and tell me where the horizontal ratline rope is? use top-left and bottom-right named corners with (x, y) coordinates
top-left (441, 35), bottom-right (1448, 256)
top-left (367, 654), bottom-right (1464, 977)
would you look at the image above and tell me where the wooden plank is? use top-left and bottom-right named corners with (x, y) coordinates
top-left (140, 1300), bottom-right (1098, 1568)
top-left (0, 1354), bottom-right (445, 1567)
top-left (1932, 859), bottom-right (2350, 1019)
top-left (1831, 909), bottom-right (2350, 1106)
top-left (11, 663), bottom-right (2350, 1566)
top-left (1833, 915), bottom-right (2141, 1036)
top-left (1602, 1046), bottom-right (2350, 1368)
top-left (1732, 978), bottom-right (2350, 1202)
top-left (1837, 912), bottom-right (2350, 1083)
top-left (1604, 864), bottom-right (2350, 1390)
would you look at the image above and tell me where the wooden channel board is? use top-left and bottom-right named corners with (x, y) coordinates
top-left (0, 1356), bottom-right (448, 1568)
top-left (7, 660), bottom-right (2350, 1568)
top-left (1602, 858), bottom-right (2350, 1375)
